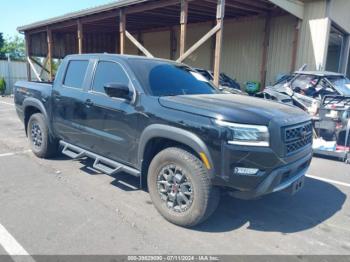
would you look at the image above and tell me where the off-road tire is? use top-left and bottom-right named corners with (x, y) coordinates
top-left (147, 147), bottom-right (220, 227)
top-left (27, 113), bottom-right (58, 158)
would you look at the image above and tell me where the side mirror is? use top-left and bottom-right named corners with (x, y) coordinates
top-left (104, 83), bottom-right (131, 100)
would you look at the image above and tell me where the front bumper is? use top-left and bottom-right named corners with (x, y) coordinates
top-left (228, 152), bottom-right (311, 199)
top-left (212, 142), bottom-right (312, 199)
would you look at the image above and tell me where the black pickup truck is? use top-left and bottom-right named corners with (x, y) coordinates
top-left (14, 54), bottom-right (312, 227)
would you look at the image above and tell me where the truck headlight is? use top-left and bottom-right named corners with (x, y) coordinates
top-left (215, 119), bottom-right (270, 147)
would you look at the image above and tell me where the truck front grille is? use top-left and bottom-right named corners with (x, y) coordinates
top-left (283, 121), bottom-right (313, 155)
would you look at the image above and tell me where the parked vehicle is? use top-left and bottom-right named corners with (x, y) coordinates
top-left (259, 70), bottom-right (350, 162)
top-left (255, 88), bottom-right (294, 105)
top-left (14, 54), bottom-right (312, 227)
top-left (194, 68), bottom-right (244, 95)
top-left (314, 96), bottom-right (350, 140)
top-left (260, 71), bottom-right (350, 115)
top-left (313, 96), bottom-right (350, 163)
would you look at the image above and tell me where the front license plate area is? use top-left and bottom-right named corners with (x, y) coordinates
top-left (286, 176), bottom-right (305, 195)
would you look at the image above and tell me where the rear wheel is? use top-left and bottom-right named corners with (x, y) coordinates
top-left (147, 147), bottom-right (220, 227)
top-left (27, 113), bottom-right (58, 158)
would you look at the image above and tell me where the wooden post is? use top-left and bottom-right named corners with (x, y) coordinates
top-left (119, 9), bottom-right (126, 54)
top-left (291, 18), bottom-right (301, 72)
top-left (213, 0), bottom-right (225, 86)
top-left (47, 28), bottom-right (53, 81)
top-left (260, 15), bottom-right (271, 88)
top-left (170, 26), bottom-right (177, 60)
top-left (77, 19), bottom-right (83, 54)
top-left (24, 33), bottom-right (31, 81)
top-left (179, 0), bottom-right (188, 57)
top-left (210, 21), bottom-right (216, 70)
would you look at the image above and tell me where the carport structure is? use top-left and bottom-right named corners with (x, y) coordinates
top-left (18, 0), bottom-right (303, 86)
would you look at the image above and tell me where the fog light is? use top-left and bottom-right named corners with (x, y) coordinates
top-left (234, 167), bottom-right (259, 176)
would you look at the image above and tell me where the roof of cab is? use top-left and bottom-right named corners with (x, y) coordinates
top-left (65, 53), bottom-right (181, 64)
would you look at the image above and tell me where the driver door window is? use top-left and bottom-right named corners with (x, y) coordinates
top-left (92, 61), bottom-right (130, 95)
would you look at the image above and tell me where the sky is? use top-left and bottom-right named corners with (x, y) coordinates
top-left (0, 0), bottom-right (115, 38)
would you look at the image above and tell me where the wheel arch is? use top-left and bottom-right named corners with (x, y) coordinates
top-left (138, 124), bottom-right (215, 179)
top-left (23, 98), bottom-right (49, 135)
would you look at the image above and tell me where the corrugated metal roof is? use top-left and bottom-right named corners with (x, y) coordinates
top-left (17, 0), bottom-right (150, 32)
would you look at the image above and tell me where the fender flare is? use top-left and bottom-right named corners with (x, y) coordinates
top-left (138, 124), bottom-right (215, 176)
top-left (23, 97), bottom-right (50, 133)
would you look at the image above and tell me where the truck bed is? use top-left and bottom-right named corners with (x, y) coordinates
top-left (14, 80), bottom-right (53, 120)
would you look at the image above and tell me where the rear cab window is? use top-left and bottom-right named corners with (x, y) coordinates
top-left (63, 60), bottom-right (89, 89)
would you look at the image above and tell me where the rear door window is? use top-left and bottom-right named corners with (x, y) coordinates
top-left (92, 61), bottom-right (130, 94)
top-left (63, 60), bottom-right (89, 89)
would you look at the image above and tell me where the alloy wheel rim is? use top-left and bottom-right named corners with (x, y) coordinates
top-left (157, 164), bottom-right (193, 213)
top-left (31, 122), bottom-right (43, 149)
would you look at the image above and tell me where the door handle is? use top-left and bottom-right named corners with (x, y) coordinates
top-left (85, 99), bottom-right (94, 106)
top-left (53, 94), bottom-right (61, 101)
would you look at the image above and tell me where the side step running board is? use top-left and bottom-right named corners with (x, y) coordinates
top-left (60, 141), bottom-right (140, 179)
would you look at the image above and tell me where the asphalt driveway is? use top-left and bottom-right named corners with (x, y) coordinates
top-left (0, 96), bottom-right (349, 256)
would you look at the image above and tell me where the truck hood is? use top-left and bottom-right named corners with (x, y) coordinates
top-left (159, 94), bottom-right (309, 126)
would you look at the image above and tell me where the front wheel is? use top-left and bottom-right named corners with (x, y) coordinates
top-left (27, 113), bottom-right (58, 158)
top-left (147, 147), bottom-right (220, 227)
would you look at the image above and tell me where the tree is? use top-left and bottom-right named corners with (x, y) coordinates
top-left (0, 33), bottom-right (5, 60)
top-left (0, 35), bottom-right (25, 61)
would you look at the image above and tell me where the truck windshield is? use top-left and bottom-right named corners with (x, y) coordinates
top-left (128, 58), bottom-right (218, 96)
top-left (327, 76), bottom-right (350, 96)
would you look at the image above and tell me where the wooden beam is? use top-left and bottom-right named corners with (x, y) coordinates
top-left (205, 0), bottom-right (264, 14)
top-left (125, 0), bottom-right (181, 14)
top-left (119, 9), bottom-right (126, 54)
top-left (177, 23), bottom-right (220, 62)
top-left (47, 28), bottom-right (53, 81)
top-left (30, 56), bottom-right (50, 76)
top-left (260, 15), bottom-right (271, 88)
top-left (24, 33), bottom-right (32, 81)
top-left (268, 0), bottom-right (304, 20)
top-left (290, 18), bottom-right (301, 72)
top-left (125, 30), bottom-right (154, 58)
top-left (82, 10), bottom-right (119, 24)
top-left (27, 57), bottom-right (42, 82)
top-left (39, 57), bottom-right (49, 77)
top-left (213, 0), bottom-right (225, 86)
top-left (137, 31), bottom-right (143, 56)
top-left (179, 0), bottom-right (188, 57)
top-left (77, 19), bottom-right (83, 54)
top-left (231, 0), bottom-right (271, 10)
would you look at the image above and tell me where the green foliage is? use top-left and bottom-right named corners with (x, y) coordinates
top-left (52, 59), bottom-right (61, 75)
top-left (0, 33), bottom-right (5, 60)
top-left (0, 77), bottom-right (6, 95)
top-left (0, 35), bottom-right (25, 61)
